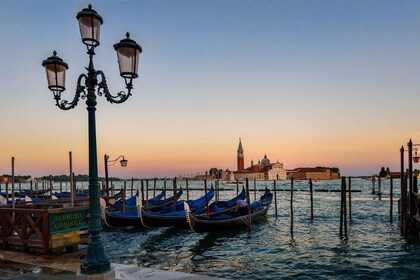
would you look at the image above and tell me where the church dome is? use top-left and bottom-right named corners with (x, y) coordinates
top-left (261, 154), bottom-right (270, 165)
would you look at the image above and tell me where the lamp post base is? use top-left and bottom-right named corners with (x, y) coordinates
top-left (76, 267), bottom-right (115, 280)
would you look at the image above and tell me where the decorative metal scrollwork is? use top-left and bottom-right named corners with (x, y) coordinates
top-left (96, 70), bottom-right (132, 104)
top-left (55, 74), bottom-right (87, 110)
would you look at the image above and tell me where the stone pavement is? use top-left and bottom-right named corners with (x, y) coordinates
top-left (0, 250), bottom-right (226, 280)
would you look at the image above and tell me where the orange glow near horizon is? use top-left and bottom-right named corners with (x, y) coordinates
top-left (0, 129), bottom-right (415, 178)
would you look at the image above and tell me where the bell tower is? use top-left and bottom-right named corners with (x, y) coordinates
top-left (237, 138), bottom-right (244, 171)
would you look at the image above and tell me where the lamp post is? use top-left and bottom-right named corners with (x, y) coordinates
top-left (41, 4), bottom-right (142, 275)
top-left (104, 155), bottom-right (127, 197)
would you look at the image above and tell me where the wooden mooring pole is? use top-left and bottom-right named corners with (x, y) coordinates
top-left (390, 176), bottom-right (393, 224)
top-left (309, 178), bottom-right (314, 219)
top-left (340, 177), bottom-right (348, 239)
top-left (173, 178), bottom-right (177, 212)
top-left (70, 175), bottom-right (74, 208)
top-left (273, 179), bottom-right (278, 218)
top-left (186, 178), bottom-right (189, 201)
top-left (163, 178), bottom-right (167, 202)
top-left (5, 182), bottom-right (8, 201)
top-left (123, 180), bottom-right (126, 213)
top-left (246, 178), bottom-right (252, 229)
top-left (11, 157), bottom-right (15, 208)
top-left (141, 180), bottom-right (144, 204)
top-left (254, 178), bottom-right (257, 201)
top-left (343, 177), bottom-right (348, 238)
top-left (348, 177), bottom-right (352, 221)
top-left (339, 177), bottom-right (344, 238)
top-left (290, 177), bottom-right (294, 238)
top-left (146, 180), bottom-right (149, 210)
top-left (49, 175), bottom-right (53, 199)
top-left (204, 179), bottom-right (209, 216)
top-left (131, 178), bottom-right (134, 197)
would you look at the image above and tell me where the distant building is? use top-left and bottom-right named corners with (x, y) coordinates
top-left (230, 139), bottom-right (287, 180)
top-left (0, 176), bottom-right (32, 183)
top-left (388, 172), bottom-right (402, 178)
top-left (287, 167), bottom-right (340, 180)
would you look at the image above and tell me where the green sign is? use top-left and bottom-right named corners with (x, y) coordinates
top-left (49, 209), bottom-right (89, 234)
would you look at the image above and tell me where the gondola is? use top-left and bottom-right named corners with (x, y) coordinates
top-left (195, 187), bottom-right (246, 216)
top-left (100, 188), bottom-right (184, 228)
top-left (110, 189), bottom-right (166, 212)
top-left (138, 187), bottom-right (215, 228)
top-left (184, 189), bottom-right (273, 233)
top-left (53, 190), bottom-right (90, 199)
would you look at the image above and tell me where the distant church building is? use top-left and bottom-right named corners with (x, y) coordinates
top-left (231, 139), bottom-right (287, 180)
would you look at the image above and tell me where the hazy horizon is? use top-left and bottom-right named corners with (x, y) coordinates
top-left (0, 1), bottom-right (419, 178)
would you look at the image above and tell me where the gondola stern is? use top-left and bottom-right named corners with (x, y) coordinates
top-left (184, 202), bottom-right (197, 233)
top-left (136, 196), bottom-right (150, 228)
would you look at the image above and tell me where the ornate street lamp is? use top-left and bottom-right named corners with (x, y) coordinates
top-left (42, 4), bottom-right (142, 275)
top-left (104, 155), bottom-right (128, 197)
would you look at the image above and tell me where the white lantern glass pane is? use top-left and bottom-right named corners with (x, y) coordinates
top-left (45, 64), bottom-right (66, 91)
top-left (117, 47), bottom-right (139, 78)
top-left (78, 16), bottom-right (101, 46)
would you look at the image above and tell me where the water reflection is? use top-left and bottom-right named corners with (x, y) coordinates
top-left (99, 178), bottom-right (419, 279)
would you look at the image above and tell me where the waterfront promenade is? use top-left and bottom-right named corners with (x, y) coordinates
top-left (0, 249), bottom-right (224, 280)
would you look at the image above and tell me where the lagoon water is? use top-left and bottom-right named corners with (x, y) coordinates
top-left (97, 178), bottom-right (420, 279)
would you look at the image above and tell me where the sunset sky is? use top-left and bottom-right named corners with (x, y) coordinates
top-left (0, 0), bottom-right (419, 178)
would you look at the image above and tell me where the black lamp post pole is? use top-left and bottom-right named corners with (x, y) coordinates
top-left (81, 50), bottom-right (110, 274)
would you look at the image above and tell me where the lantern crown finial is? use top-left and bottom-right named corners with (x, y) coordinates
top-left (76, 4), bottom-right (103, 47)
top-left (126, 32), bottom-right (130, 38)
